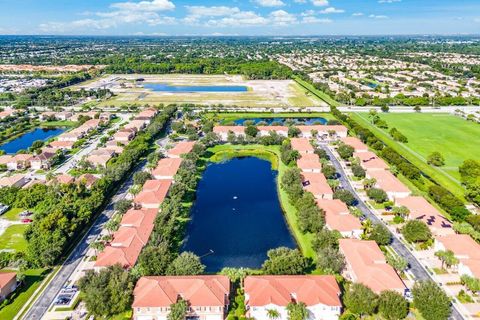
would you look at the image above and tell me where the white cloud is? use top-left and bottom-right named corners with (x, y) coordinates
top-left (39, 0), bottom-right (177, 33)
top-left (474, 18), bottom-right (480, 23)
top-left (311, 0), bottom-right (329, 7)
top-left (185, 6), bottom-right (240, 17)
top-left (352, 12), bottom-right (364, 16)
top-left (319, 7), bottom-right (345, 14)
top-left (253, 0), bottom-right (285, 7)
top-left (294, 0), bottom-right (307, 3)
top-left (378, 0), bottom-right (401, 3)
top-left (110, 0), bottom-right (175, 12)
top-left (301, 16), bottom-right (332, 24)
top-left (269, 10), bottom-right (297, 25)
top-left (369, 14), bottom-right (389, 19)
top-left (206, 11), bottom-right (268, 27)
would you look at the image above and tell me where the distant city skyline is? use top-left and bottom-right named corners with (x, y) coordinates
top-left (0, 0), bottom-right (479, 36)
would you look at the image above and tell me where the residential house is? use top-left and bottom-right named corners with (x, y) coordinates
top-left (167, 141), bottom-right (196, 159)
top-left (434, 234), bottom-right (480, 278)
top-left (290, 138), bottom-right (315, 154)
top-left (257, 126), bottom-right (288, 137)
top-left (341, 137), bottom-right (369, 152)
top-left (94, 237), bottom-right (144, 269)
top-left (0, 273), bottom-right (17, 301)
top-left (48, 140), bottom-right (75, 150)
top-left (132, 276), bottom-right (230, 320)
top-left (134, 179), bottom-right (172, 209)
top-left (297, 153), bottom-right (322, 173)
top-left (244, 275), bottom-right (342, 320)
top-left (49, 174), bottom-right (75, 185)
top-left (113, 128), bottom-right (136, 144)
top-left (339, 239), bottom-right (406, 295)
top-left (366, 169), bottom-right (411, 200)
top-left (77, 174), bottom-right (99, 188)
top-left (30, 152), bottom-right (56, 170)
top-left (396, 196), bottom-right (454, 236)
top-left (317, 199), bottom-right (362, 238)
top-left (302, 172), bottom-right (333, 200)
top-left (0, 174), bottom-right (28, 188)
top-left (57, 131), bottom-right (84, 142)
top-left (152, 158), bottom-right (183, 180)
top-left (354, 151), bottom-right (388, 171)
top-left (213, 126), bottom-right (245, 141)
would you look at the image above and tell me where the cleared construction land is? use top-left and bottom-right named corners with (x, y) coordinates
top-left (73, 74), bottom-right (327, 108)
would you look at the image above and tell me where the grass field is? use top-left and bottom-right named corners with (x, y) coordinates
top-left (293, 76), bottom-right (340, 107)
top-left (207, 144), bottom-right (316, 259)
top-left (0, 224), bottom-right (28, 251)
top-left (351, 112), bottom-right (480, 200)
top-left (204, 112), bottom-right (336, 123)
top-left (79, 74), bottom-right (326, 108)
top-left (0, 268), bottom-right (48, 320)
top-left (1, 208), bottom-right (23, 221)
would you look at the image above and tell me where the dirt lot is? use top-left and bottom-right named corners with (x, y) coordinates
top-left (73, 74), bottom-right (326, 108)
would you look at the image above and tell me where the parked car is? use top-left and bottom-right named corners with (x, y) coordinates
top-left (19, 211), bottom-right (32, 217)
top-left (21, 219), bottom-right (33, 223)
top-left (0, 204), bottom-right (10, 215)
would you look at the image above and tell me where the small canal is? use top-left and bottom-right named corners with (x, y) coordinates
top-left (0, 127), bottom-right (65, 154)
top-left (182, 157), bottom-right (296, 272)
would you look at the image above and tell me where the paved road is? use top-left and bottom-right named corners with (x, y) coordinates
top-left (21, 160), bottom-right (145, 320)
top-left (22, 124), bottom-right (172, 320)
top-left (54, 113), bottom-right (130, 174)
top-left (320, 144), bottom-right (465, 320)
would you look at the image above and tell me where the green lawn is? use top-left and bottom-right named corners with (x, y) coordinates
top-left (0, 224), bottom-right (28, 252)
top-left (350, 112), bottom-right (480, 201)
top-left (205, 112), bottom-right (335, 124)
top-left (1, 208), bottom-right (24, 221)
top-left (0, 268), bottom-right (48, 320)
top-left (207, 144), bottom-right (316, 259)
top-left (40, 120), bottom-right (77, 127)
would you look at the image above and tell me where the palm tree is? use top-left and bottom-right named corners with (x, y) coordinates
top-left (435, 250), bottom-right (459, 270)
top-left (266, 309), bottom-right (281, 320)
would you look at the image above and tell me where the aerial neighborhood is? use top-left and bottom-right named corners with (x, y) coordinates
top-left (0, 9), bottom-right (480, 320)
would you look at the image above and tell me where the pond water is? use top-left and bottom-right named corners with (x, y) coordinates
top-left (143, 83), bottom-right (248, 92)
top-left (232, 117), bottom-right (327, 125)
top-left (0, 127), bottom-right (65, 154)
top-left (182, 157), bottom-right (296, 272)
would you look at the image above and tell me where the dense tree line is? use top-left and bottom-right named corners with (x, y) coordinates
top-left (105, 58), bottom-right (292, 80)
top-left (0, 106), bottom-right (176, 268)
top-left (330, 106), bottom-right (471, 223)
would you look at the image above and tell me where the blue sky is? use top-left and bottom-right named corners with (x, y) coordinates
top-left (1, 0), bottom-right (479, 36)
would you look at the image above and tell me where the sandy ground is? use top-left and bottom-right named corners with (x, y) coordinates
top-left (73, 74), bottom-right (326, 108)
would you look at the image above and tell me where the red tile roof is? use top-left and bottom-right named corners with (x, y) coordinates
top-left (94, 236), bottom-right (144, 268)
top-left (290, 138), bottom-right (314, 153)
top-left (317, 199), bottom-right (362, 233)
top-left (339, 239), bottom-right (405, 294)
top-left (244, 275), bottom-right (341, 307)
top-left (354, 151), bottom-right (388, 170)
top-left (301, 172), bottom-right (333, 196)
top-left (134, 179), bottom-right (172, 207)
top-left (297, 153), bottom-right (322, 171)
top-left (167, 141), bottom-right (195, 157)
top-left (133, 276), bottom-right (230, 308)
top-left (367, 169), bottom-right (410, 194)
top-left (341, 137), bottom-right (368, 152)
top-left (152, 158), bottom-right (183, 178)
top-left (213, 126), bottom-right (245, 134)
top-left (120, 208), bottom-right (157, 228)
top-left (396, 196), bottom-right (453, 235)
top-left (0, 272), bottom-right (16, 288)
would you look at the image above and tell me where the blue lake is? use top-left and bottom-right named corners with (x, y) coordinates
top-left (232, 117), bottom-right (327, 125)
top-left (143, 83), bottom-right (248, 92)
top-left (0, 127), bottom-right (65, 154)
top-left (182, 157), bottom-right (296, 272)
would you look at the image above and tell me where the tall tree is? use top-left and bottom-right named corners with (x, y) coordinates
top-left (344, 283), bottom-right (378, 316)
top-left (412, 281), bottom-right (451, 320)
top-left (378, 290), bottom-right (408, 320)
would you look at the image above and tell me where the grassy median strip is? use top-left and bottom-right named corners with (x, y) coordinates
top-left (208, 144), bottom-right (316, 259)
